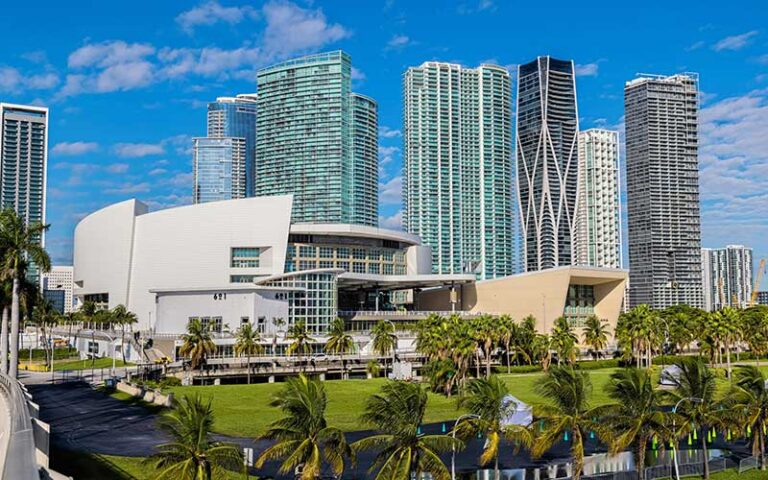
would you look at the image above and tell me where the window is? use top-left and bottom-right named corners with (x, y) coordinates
top-left (299, 260), bottom-right (315, 270)
top-left (319, 260), bottom-right (334, 268)
top-left (336, 247), bottom-right (349, 258)
top-left (353, 262), bottom-right (366, 273)
top-left (230, 275), bottom-right (255, 283)
top-left (212, 317), bottom-right (223, 333)
top-left (352, 248), bottom-right (366, 260)
top-left (368, 263), bottom-right (380, 274)
top-left (241, 316), bottom-right (250, 324)
top-left (336, 261), bottom-right (350, 271)
top-left (231, 247), bottom-right (260, 268)
top-left (257, 316), bottom-right (266, 333)
top-left (319, 247), bottom-right (334, 258)
top-left (299, 245), bottom-right (316, 257)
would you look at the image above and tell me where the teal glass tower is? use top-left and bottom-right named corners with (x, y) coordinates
top-left (403, 63), bottom-right (514, 279)
top-left (255, 51), bottom-right (378, 226)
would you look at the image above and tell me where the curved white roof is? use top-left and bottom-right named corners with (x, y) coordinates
top-left (290, 223), bottom-right (421, 246)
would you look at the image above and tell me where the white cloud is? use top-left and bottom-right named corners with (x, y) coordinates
top-left (575, 62), bottom-right (600, 77)
top-left (685, 40), bottom-right (706, 52)
top-left (379, 176), bottom-right (402, 205)
top-left (261, 0), bottom-right (350, 58)
top-left (103, 182), bottom-right (152, 195)
top-left (379, 210), bottom-right (403, 230)
top-left (379, 125), bottom-right (402, 138)
top-left (351, 67), bottom-right (366, 81)
top-left (379, 145), bottom-right (400, 166)
top-left (698, 88), bottom-right (768, 258)
top-left (68, 41), bottom-right (155, 69)
top-left (158, 46), bottom-right (262, 78)
top-left (113, 143), bottom-right (165, 158)
top-left (0, 66), bottom-right (59, 93)
top-left (51, 142), bottom-right (99, 156)
top-left (149, 168), bottom-right (167, 176)
top-left (59, 41), bottom-right (156, 96)
top-left (176, 1), bottom-right (258, 34)
top-left (712, 30), bottom-right (759, 52)
top-left (0, 67), bottom-right (22, 91)
top-left (386, 34), bottom-right (410, 49)
top-left (457, 0), bottom-right (496, 14)
top-left (105, 163), bottom-right (130, 174)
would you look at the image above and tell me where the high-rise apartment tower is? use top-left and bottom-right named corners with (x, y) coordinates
top-left (516, 57), bottom-right (579, 272)
top-left (701, 245), bottom-right (753, 311)
top-left (403, 62), bottom-right (514, 279)
top-left (255, 51), bottom-right (378, 226)
top-left (624, 74), bottom-right (702, 309)
top-left (575, 129), bottom-right (622, 268)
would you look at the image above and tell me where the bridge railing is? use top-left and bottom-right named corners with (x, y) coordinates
top-left (0, 372), bottom-right (40, 480)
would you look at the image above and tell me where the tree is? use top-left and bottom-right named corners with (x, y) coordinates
top-left (712, 307), bottom-right (740, 377)
top-left (596, 368), bottom-right (674, 479)
top-left (663, 357), bottom-right (725, 480)
top-left (498, 315), bottom-right (517, 374)
top-left (582, 315), bottom-right (610, 360)
top-left (531, 366), bottom-right (599, 480)
top-left (31, 299), bottom-right (60, 370)
top-left (111, 304), bottom-right (138, 364)
top-left (473, 315), bottom-right (501, 377)
top-left (616, 305), bottom-right (659, 368)
top-left (147, 394), bottom-right (244, 479)
top-left (0, 209), bottom-right (50, 378)
top-left (179, 318), bottom-right (216, 374)
top-left (286, 320), bottom-right (314, 371)
top-left (724, 366), bottom-right (768, 470)
top-left (550, 317), bottom-right (577, 365)
top-left (352, 381), bottom-right (461, 480)
top-left (741, 307), bottom-right (768, 366)
top-left (255, 375), bottom-right (350, 480)
top-left (515, 315), bottom-right (539, 366)
top-left (234, 322), bottom-right (264, 384)
top-left (371, 320), bottom-right (396, 378)
top-left (456, 376), bottom-right (531, 480)
top-left (324, 318), bottom-right (355, 370)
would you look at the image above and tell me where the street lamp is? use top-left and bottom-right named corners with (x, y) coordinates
top-left (451, 413), bottom-right (480, 480)
top-left (672, 397), bottom-right (702, 480)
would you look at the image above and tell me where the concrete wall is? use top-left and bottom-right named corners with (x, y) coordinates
top-left (416, 266), bottom-right (628, 335)
top-left (154, 288), bottom-right (289, 335)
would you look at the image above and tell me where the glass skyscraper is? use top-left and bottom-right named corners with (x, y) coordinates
top-left (193, 137), bottom-right (246, 204)
top-left (403, 62), bottom-right (513, 279)
top-left (255, 51), bottom-right (378, 226)
top-left (516, 57), bottom-right (579, 272)
top-left (0, 103), bottom-right (48, 282)
top-left (625, 74), bottom-right (702, 309)
top-left (193, 95), bottom-right (257, 204)
top-left (701, 245), bottom-right (753, 311)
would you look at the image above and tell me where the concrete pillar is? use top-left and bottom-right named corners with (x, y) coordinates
top-left (319, 373), bottom-right (326, 381)
top-left (214, 378), bottom-right (221, 386)
top-left (268, 375), bottom-right (275, 383)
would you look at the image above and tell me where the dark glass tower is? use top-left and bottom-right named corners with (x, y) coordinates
top-left (516, 57), bottom-right (579, 271)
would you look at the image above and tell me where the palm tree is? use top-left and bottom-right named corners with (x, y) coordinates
top-left (456, 376), bottom-right (531, 480)
top-left (550, 317), bottom-right (577, 365)
top-left (474, 314), bottom-right (501, 377)
top-left (324, 318), bottom-right (355, 366)
top-left (713, 307), bottom-right (739, 377)
top-left (179, 318), bottom-right (216, 374)
top-left (32, 299), bottom-right (60, 370)
top-left (664, 357), bottom-right (725, 480)
top-left (255, 374), bottom-right (350, 480)
top-left (235, 322), bottom-right (264, 384)
top-left (741, 307), bottom-right (768, 366)
top-left (725, 366), bottom-right (768, 470)
top-left (286, 320), bottom-right (314, 371)
top-left (0, 209), bottom-right (50, 378)
top-left (111, 304), bottom-right (138, 364)
top-left (596, 368), bottom-right (674, 479)
top-left (498, 315), bottom-right (517, 374)
top-left (515, 315), bottom-right (538, 366)
top-left (582, 315), bottom-right (609, 360)
top-left (352, 381), bottom-right (461, 480)
top-left (371, 320), bottom-right (396, 378)
top-left (531, 366), bottom-right (599, 480)
top-left (0, 281), bottom-right (10, 374)
top-left (147, 394), bottom-right (244, 479)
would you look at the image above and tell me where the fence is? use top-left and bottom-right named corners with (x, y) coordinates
top-left (643, 457), bottom-right (727, 480)
top-left (738, 456), bottom-right (759, 473)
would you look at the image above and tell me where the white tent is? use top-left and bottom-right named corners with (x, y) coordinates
top-left (660, 365), bottom-right (682, 386)
top-left (500, 394), bottom-right (533, 427)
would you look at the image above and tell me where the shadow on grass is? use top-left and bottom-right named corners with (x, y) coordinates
top-left (51, 448), bottom-right (144, 480)
top-left (96, 386), bottom-right (167, 415)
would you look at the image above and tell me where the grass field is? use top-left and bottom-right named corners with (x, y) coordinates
top-left (53, 356), bottom-right (133, 371)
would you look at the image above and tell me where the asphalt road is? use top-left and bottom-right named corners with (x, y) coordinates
top-left (24, 380), bottom-right (752, 479)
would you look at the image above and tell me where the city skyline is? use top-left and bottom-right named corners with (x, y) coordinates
top-left (0, 1), bottom-right (764, 270)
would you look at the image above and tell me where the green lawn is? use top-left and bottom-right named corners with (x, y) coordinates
top-left (53, 357), bottom-right (133, 371)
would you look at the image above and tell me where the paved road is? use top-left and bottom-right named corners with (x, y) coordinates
top-left (23, 380), bottom-right (753, 479)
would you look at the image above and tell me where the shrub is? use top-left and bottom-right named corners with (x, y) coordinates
top-left (159, 376), bottom-right (182, 389)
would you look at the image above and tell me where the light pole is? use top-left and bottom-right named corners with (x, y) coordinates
top-left (672, 397), bottom-right (702, 480)
top-left (452, 414), bottom-right (480, 480)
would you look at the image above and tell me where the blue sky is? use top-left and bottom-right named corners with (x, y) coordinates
top-left (0, 0), bottom-right (766, 270)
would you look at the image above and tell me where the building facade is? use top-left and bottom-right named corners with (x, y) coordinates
top-left (624, 74), bottom-right (702, 309)
top-left (701, 245), bottom-right (753, 311)
top-left (0, 103), bottom-right (48, 282)
top-left (516, 57), bottom-right (579, 272)
top-left (193, 138), bottom-right (247, 204)
top-left (403, 62), bottom-right (514, 279)
top-left (575, 129), bottom-right (622, 269)
top-left (193, 95), bottom-right (257, 203)
top-left (757, 291), bottom-right (768, 306)
top-left (255, 51), bottom-right (378, 226)
top-left (42, 266), bottom-right (75, 313)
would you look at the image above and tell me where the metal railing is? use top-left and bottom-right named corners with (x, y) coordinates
top-left (738, 455), bottom-right (760, 473)
top-left (0, 372), bottom-right (40, 480)
top-left (644, 457), bottom-right (727, 480)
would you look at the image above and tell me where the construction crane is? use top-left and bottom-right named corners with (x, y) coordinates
top-left (750, 258), bottom-right (767, 307)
